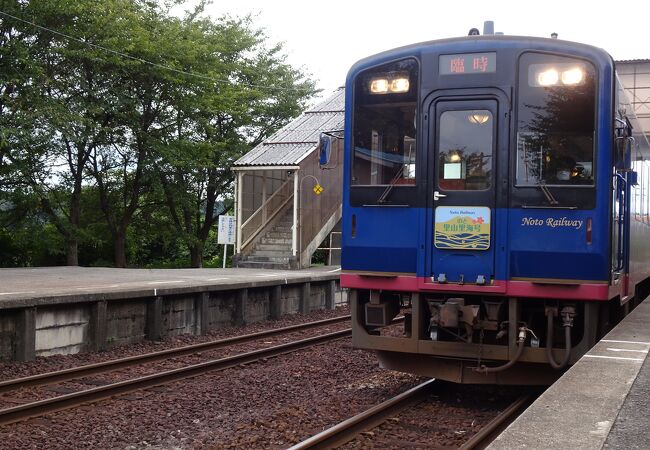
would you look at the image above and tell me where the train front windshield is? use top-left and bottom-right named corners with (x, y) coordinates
top-left (515, 53), bottom-right (596, 188)
top-left (352, 59), bottom-right (418, 187)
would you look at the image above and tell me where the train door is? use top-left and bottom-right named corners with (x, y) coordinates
top-left (612, 118), bottom-right (633, 297)
top-left (428, 98), bottom-right (499, 285)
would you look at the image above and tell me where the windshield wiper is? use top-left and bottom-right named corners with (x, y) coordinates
top-left (377, 165), bottom-right (406, 203)
top-left (377, 146), bottom-right (415, 204)
top-left (537, 180), bottom-right (559, 205)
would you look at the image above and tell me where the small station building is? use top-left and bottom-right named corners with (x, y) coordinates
top-left (232, 88), bottom-right (344, 269)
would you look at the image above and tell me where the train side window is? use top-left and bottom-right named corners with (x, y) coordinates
top-left (632, 160), bottom-right (640, 218)
top-left (640, 160), bottom-right (650, 223)
top-left (645, 161), bottom-right (648, 223)
top-left (640, 160), bottom-right (644, 220)
top-left (641, 161), bottom-right (650, 223)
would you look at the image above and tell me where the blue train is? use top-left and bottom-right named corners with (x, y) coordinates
top-left (339, 25), bottom-right (650, 384)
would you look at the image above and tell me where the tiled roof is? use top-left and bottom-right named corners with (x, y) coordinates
top-left (234, 87), bottom-right (344, 167)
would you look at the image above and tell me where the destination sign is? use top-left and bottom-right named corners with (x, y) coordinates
top-left (439, 52), bottom-right (496, 75)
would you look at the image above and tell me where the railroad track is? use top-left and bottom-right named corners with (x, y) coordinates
top-left (288, 379), bottom-right (437, 450)
top-left (289, 380), bottom-right (533, 450)
top-left (0, 316), bottom-right (352, 426)
top-left (458, 394), bottom-right (533, 450)
top-left (0, 315), bottom-right (350, 393)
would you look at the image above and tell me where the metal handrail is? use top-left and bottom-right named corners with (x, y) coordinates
top-left (240, 177), bottom-right (293, 251)
top-left (240, 176), bottom-right (292, 230)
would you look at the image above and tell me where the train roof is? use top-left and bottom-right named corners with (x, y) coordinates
top-left (347, 35), bottom-right (614, 79)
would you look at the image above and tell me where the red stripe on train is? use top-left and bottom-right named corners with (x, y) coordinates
top-left (340, 274), bottom-right (610, 301)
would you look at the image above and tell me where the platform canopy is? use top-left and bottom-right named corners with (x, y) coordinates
top-left (617, 60), bottom-right (650, 140)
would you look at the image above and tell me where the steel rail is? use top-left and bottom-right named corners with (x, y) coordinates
top-left (0, 315), bottom-right (351, 394)
top-left (458, 394), bottom-right (534, 450)
top-left (288, 379), bottom-right (437, 450)
top-left (0, 328), bottom-right (351, 426)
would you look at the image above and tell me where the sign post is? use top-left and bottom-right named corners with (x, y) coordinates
top-left (218, 215), bottom-right (236, 268)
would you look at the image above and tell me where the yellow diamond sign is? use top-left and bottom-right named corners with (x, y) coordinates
top-left (313, 184), bottom-right (324, 195)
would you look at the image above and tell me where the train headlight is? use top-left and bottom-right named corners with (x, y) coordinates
top-left (369, 73), bottom-right (410, 94)
top-left (531, 64), bottom-right (586, 87)
top-left (390, 77), bottom-right (410, 93)
top-left (561, 67), bottom-right (584, 85)
top-left (537, 68), bottom-right (559, 86)
top-left (370, 78), bottom-right (389, 94)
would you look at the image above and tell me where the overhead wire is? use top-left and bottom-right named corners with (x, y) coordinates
top-left (0, 9), bottom-right (315, 94)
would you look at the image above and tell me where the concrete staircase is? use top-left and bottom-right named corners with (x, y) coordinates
top-left (236, 211), bottom-right (295, 269)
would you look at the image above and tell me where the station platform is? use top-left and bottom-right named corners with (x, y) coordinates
top-left (0, 266), bottom-right (342, 362)
top-left (0, 266), bottom-right (341, 307)
top-left (489, 300), bottom-right (650, 450)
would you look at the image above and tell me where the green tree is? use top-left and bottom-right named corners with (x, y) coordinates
top-left (1, 0), bottom-right (316, 268)
top-left (85, 1), bottom-right (186, 267)
top-left (1, 0), bottom-right (128, 265)
top-left (156, 11), bottom-right (316, 267)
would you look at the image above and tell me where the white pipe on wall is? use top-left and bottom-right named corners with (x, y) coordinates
top-left (236, 171), bottom-right (243, 254)
top-left (292, 170), bottom-right (299, 257)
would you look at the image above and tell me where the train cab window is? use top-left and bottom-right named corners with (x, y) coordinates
top-left (438, 110), bottom-right (493, 190)
top-left (515, 53), bottom-right (596, 187)
top-left (352, 59), bottom-right (418, 187)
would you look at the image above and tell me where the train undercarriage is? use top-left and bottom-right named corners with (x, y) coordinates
top-left (351, 289), bottom-right (625, 385)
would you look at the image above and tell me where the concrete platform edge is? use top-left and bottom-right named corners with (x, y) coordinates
top-left (489, 300), bottom-right (650, 450)
top-left (0, 267), bottom-right (344, 361)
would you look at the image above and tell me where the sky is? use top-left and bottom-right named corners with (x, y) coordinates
top-left (181, 0), bottom-right (650, 100)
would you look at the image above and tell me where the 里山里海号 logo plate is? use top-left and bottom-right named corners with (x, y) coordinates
top-left (434, 206), bottom-right (490, 250)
